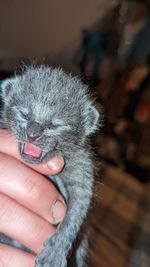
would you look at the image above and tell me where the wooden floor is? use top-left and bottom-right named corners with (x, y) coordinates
top-left (87, 164), bottom-right (150, 267)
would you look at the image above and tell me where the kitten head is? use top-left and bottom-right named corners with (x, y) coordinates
top-left (0, 66), bottom-right (99, 163)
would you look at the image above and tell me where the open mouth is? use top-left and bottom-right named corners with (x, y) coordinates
top-left (19, 142), bottom-right (43, 163)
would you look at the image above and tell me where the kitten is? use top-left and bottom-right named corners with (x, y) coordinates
top-left (0, 66), bottom-right (99, 267)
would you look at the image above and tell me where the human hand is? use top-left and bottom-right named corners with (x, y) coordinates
top-left (0, 130), bottom-right (66, 267)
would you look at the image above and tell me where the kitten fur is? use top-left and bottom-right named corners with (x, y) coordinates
top-left (0, 66), bottom-right (99, 267)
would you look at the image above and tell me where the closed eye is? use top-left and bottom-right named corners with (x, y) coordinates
top-left (46, 122), bottom-right (58, 129)
top-left (45, 119), bottom-right (65, 129)
top-left (19, 110), bottom-right (28, 119)
top-left (45, 122), bottom-right (71, 132)
top-left (12, 106), bottom-right (29, 121)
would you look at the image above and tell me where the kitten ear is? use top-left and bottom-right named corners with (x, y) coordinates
top-left (84, 104), bottom-right (99, 136)
top-left (0, 77), bottom-right (18, 103)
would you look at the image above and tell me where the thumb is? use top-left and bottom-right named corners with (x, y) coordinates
top-left (0, 130), bottom-right (64, 176)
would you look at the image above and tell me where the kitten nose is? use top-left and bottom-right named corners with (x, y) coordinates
top-left (27, 121), bottom-right (42, 141)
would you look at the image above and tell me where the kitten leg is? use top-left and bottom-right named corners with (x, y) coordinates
top-left (35, 175), bottom-right (93, 267)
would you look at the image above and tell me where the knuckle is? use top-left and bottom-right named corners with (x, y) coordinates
top-left (0, 194), bottom-right (11, 223)
top-left (23, 175), bottom-right (42, 200)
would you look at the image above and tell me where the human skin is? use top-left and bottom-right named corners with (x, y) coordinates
top-left (0, 130), bottom-right (66, 267)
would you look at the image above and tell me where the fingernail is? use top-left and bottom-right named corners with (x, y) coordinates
top-left (47, 156), bottom-right (64, 170)
top-left (51, 200), bottom-right (66, 224)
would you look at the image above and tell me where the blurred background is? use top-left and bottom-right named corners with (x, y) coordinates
top-left (0, 0), bottom-right (149, 266)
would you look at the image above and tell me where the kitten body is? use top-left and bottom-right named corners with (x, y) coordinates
top-left (0, 66), bottom-right (99, 267)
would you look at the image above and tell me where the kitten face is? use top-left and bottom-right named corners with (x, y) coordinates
top-left (0, 66), bottom-right (99, 163)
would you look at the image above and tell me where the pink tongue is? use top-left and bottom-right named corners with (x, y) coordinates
top-left (23, 143), bottom-right (42, 158)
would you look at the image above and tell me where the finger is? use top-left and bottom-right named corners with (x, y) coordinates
top-left (0, 193), bottom-right (55, 253)
top-left (0, 130), bottom-right (64, 175)
top-left (0, 153), bottom-right (67, 224)
top-left (0, 244), bottom-right (35, 267)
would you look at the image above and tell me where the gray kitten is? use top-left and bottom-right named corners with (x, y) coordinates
top-left (0, 66), bottom-right (99, 267)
